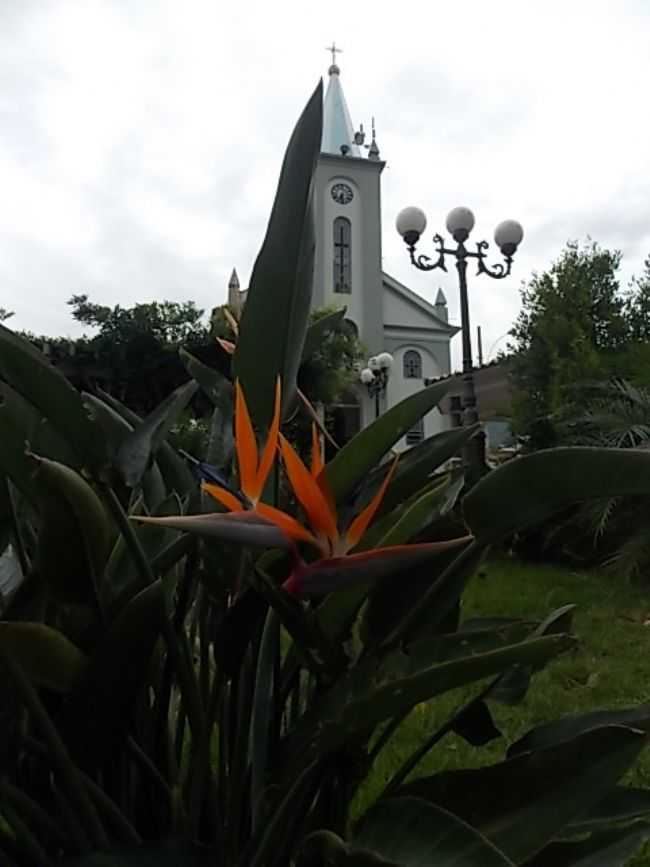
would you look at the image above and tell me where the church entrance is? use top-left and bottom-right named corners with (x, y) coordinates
top-left (326, 389), bottom-right (361, 459)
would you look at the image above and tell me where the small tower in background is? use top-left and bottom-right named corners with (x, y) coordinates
top-left (434, 288), bottom-right (448, 322)
top-left (227, 267), bottom-right (241, 314)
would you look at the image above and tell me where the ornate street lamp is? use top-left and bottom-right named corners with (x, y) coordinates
top-left (360, 352), bottom-right (394, 419)
top-left (396, 206), bottom-right (523, 481)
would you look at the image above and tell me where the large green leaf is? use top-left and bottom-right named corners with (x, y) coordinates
top-left (116, 380), bottom-right (198, 487)
top-left (362, 472), bottom-right (463, 552)
top-left (525, 822), bottom-right (650, 867)
top-left (380, 542), bottom-right (487, 649)
top-left (0, 382), bottom-right (77, 499)
top-left (374, 425), bottom-right (479, 517)
top-left (0, 324), bottom-right (107, 469)
top-left (324, 381), bottom-right (451, 504)
top-left (350, 796), bottom-right (515, 866)
top-left (317, 477), bottom-right (463, 646)
top-left (83, 392), bottom-right (133, 453)
top-left (300, 307), bottom-right (346, 363)
top-left (57, 580), bottom-right (167, 770)
top-left (62, 839), bottom-right (212, 866)
top-left (234, 81), bottom-right (323, 430)
top-left (97, 389), bottom-right (195, 496)
top-left (179, 348), bottom-right (232, 406)
top-left (568, 786), bottom-right (650, 834)
top-left (397, 725), bottom-right (647, 864)
top-left (464, 447), bottom-right (650, 544)
top-left (486, 604), bottom-right (576, 707)
top-left (0, 546), bottom-right (23, 609)
top-left (508, 705), bottom-right (650, 757)
top-left (286, 633), bottom-right (574, 772)
top-left (33, 456), bottom-right (112, 604)
top-left (251, 608), bottom-right (280, 833)
top-left (85, 392), bottom-right (168, 509)
top-left (105, 493), bottom-right (183, 608)
top-left (0, 622), bottom-right (87, 692)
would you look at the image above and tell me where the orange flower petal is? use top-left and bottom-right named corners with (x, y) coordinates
top-left (235, 380), bottom-right (259, 500)
top-left (254, 377), bottom-right (281, 501)
top-left (202, 482), bottom-right (243, 513)
top-left (345, 456), bottom-right (399, 551)
top-left (279, 434), bottom-right (339, 547)
top-left (256, 502), bottom-right (321, 549)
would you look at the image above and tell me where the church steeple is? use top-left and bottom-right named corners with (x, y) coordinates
top-left (321, 44), bottom-right (361, 157)
top-left (227, 267), bottom-right (241, 312)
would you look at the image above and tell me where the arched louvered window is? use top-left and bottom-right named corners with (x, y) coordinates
top-left (406, 418), bottom-right (424, 445)
top-left (403, 349), bottom-right (422, 379)
top-left (333, 217), bottom-right (351, 293)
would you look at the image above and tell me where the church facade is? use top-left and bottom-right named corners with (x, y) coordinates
top-left (231, 58), bottom-right (459, 449)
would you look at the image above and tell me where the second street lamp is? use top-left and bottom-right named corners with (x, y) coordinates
top-left (396, 205), bottom-right (523, 483)
top-left (360, 352), bottom-right (393, 419)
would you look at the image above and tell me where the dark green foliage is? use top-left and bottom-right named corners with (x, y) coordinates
top-left (623, 255), bottom-right (650, 344)
top-left (234, 79), bottom-right (323, 429)
top-left (509, 240), bottom-right (627, 448)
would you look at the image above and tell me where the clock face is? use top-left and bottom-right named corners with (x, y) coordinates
top-left (331, 183), bottom-right (354, 205)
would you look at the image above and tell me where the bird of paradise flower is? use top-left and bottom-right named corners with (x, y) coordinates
top-left (135, 380), bottom-right (471, 596)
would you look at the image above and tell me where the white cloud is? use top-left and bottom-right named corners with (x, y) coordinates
top-left (1, 0), bottom-right (649, 369)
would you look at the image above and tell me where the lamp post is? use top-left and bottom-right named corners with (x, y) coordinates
top-left (360, 352), bottom-right (393, 419)
top-left (396, 206), bottom-right (523, 483)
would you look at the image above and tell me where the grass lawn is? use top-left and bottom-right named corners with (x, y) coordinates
top-left (355, 557), bottom-right (650, 865)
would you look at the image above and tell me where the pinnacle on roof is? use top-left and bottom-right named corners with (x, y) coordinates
top-left (321, 46), bottom-right (360, 157)
top-left (228, 268), bottom-right (240, 289)
top-left (435, 288), bottom-right (448, 306)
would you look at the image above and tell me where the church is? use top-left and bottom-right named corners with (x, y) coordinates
top-left (229, 54), bottom-right (459, 450)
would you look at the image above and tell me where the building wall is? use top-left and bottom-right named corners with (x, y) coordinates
top-left (383, 342), bottom-right (449, 450)
top-left (312, 155), bottom-right (384, 353)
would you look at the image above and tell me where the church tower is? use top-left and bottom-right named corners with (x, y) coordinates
top-left (311, 50), bottom-right (385, 353)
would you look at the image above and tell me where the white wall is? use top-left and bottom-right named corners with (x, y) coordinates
top-left (383, 289), bottom-right (441, 330)
top-left (385, 344), bottom-right (447, 450)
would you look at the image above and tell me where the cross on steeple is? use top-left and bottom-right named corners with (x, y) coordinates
top-left (326, 42), bottom-right (342, 67)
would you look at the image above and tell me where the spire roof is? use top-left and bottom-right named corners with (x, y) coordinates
top-left (435, 288), bottom-right (448, 306)
top-left (228, 268), bottom-right (240, 289)
top-left (321, 63), bottom-right (360, 157)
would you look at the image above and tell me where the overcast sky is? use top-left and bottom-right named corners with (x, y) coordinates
top-left (2, 0), bottom-right (649, 368)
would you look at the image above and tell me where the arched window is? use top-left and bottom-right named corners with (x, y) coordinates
top-left (403, 349), bottom-right (422, 379)
top-left (406, 418), bottom-right (424, 446)
top-left (333, 217), bottom-right (351, 293)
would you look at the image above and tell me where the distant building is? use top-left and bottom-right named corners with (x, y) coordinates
top-left (436, 360), bottom-right (514, 450)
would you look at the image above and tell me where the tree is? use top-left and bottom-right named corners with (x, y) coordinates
top-left (68, 295), bottom-right (208, 344)
top-left (509, 240), bottom-right (627, 448)
top-left (553, 378), bottom-right (650, 579)
top-left (65, 295), bottom-right (210, 413)
top-left (623, 254), bottom-right (650, 342)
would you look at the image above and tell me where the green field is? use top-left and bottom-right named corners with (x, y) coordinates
top-left (356, 557), bottom-right (650, 865)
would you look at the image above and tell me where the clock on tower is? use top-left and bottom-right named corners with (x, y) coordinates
top-left (331, 182), bottom-right (354, 204)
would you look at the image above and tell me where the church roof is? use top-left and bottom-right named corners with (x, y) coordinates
top-left (382, 272), bottom-right (461, 335)
top-left (321, 64), bottom-right (361, 157)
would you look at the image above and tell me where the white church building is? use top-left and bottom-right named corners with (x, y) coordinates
top-left (230, 57), bottom-right (459, 450)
